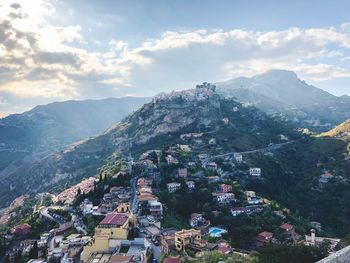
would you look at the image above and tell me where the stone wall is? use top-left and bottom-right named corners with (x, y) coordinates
top-left (317, 245), bottom-right (350, 263)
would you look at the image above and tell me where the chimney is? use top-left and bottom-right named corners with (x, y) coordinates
top-left (311, 229), bottom-right (316, 245)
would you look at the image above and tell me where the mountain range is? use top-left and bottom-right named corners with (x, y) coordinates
top-left (1, 70), bottom-right (350, 208)
top-left (0, 97), bottom-right (149, 203)
top-left (0, 84), bottom-right (298, 206)
top-left (217, 70), bottom-right (350, 130)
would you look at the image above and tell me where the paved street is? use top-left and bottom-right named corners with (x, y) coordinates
top-left (130, 175), bottom-right (141, 214)
top-left (205, 141), bottom-right (295, 161)
top-left (151, 242), bottom-right (162, 262)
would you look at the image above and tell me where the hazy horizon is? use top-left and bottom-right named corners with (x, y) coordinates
top-left (0, 68), bottom-right (347, 118)
top-left (1, 0), bottom-right (350, 116)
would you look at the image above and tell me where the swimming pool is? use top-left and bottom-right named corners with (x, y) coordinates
top-left (209, 227), bottom-right (227, 237)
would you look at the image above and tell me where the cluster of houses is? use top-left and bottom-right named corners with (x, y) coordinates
top-left (73, 148), bottom-right (342, 262)
top-left (161, 144), bottom-right (266, 217)
top-left (78, 206), bottom-right (233, 263)
top-left (188, 213), bottom-right (211, 236)
top-left (256, 224), bottom-right (340, 252)
top-left (55, 177), bottom-right (96, 205)
top-left (159, 226), bottom-right (231, 258)
top-left (166, 167), bottom-right (196, 193)
top-left (46, 233), bottom-right (91, 262)
top-left (5, 103), bottom-right (343, 263)
top-left (252, 209), bottom-right (339, 252)
top-left (136, 177), bottom-right (163, 219)
top-left (256, 222), bottom-right (301, 248)
top-left (162, 143), bottom-right (266, 220)
top-left (212, 184), bottom-right (235, 206)
top-left (152, 82), bottom-right (217, 105)
top-left (130, 148), bottom-right (248, 260)
top-left (80, 185), bottom-right (132, 216)
top-left (231, 190), bottom-right (266, 217)
top-left (6, 218), bottom-right (91, 262)
top-left (0, 194), bottom-right (30, 225)
top-left (80, 211), bottom-right (152, 263)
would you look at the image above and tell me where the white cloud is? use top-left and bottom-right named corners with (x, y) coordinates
top-left (341, 22), bottom-right (350, 32)
top-left (325, 50), bottom-right (343, 57)
top-left (112, 26), bottom-right (350, 89)
top-left (0, 79), bottom-right (78, 98)
top-left (293, 64), bottom-right (350, 81)
top-left (1, 0), bottom-right (350, 115)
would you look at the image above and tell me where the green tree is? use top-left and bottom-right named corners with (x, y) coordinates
top-left (3, 254), bottom-right (10, 263)
top-left (14, 251), bottom-right (22, 263)
top-left (258, 242), bottom-right (330, 263)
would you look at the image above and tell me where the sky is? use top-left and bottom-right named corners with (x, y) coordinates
top-left (0, 0), bottom-right (350, 116)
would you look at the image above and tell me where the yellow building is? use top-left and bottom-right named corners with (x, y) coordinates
top-left (81, 212), bottom-right (133, 262)
top-left (175, 229), bottom-right (201, 251)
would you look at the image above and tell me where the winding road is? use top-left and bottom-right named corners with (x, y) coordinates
top-left (205, 140), bottom-right (295, 162)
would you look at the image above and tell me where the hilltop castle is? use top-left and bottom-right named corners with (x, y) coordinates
top-left (152, 82), bottom-right (217, 104)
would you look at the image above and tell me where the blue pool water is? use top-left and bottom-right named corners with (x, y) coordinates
top-left (209, 227), bottom-right (227, 237)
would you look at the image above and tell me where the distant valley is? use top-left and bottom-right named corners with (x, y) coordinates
top-left (0, 97), bottom-right (149, 205)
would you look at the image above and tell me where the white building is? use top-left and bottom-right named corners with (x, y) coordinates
top-left (187, 162), bottom-right (196, 167)
top-left (148, 200), bottom-right (163, 218)
top-left (167, 182), bottom-right (181, 193)
top-left (206, 162), bottom-right (218, 170)
top-left (247, 197), bottom-right (264, 205)
top-left (179, 144), bottom-right (191, 152)
top-left (189, 213), bottom-right (204, 227)
top-left (232, 106), bottom-right (239, 112)
top-left (178, 168), bottom-right (188, 178)
top-left (233, 152), bottom-right (243, 162)
top-left (166, 155), bottom-right (179, 165)
top-left (304, 229), bottom-right (340, 251)
top-left (186, 181), bottom-right (195, 191)
top-left (81, 199), bottom-right (93, 215)
top-left (250, 168), bottom-right (261, 177)
top-left (213, 193), bottom-right (235, 205)
top-left (209, 138), bottom-right (216, 145)
top-left (231, 207), bottom-right (245, 217)
top-left (245, 191), bottom-right (256, 198)
top-left (280, 134), bottom-right (289, 141)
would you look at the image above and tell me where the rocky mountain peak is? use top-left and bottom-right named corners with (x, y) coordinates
top-left (253, 69), bottom-right (299, 84)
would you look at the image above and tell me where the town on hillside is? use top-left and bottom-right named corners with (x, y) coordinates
top-left (0, 101), bottom-right (340, 263)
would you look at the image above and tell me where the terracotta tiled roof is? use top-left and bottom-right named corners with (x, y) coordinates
top-left (322, 172), bottom-right (333, 177)
top-left (108, 254), bottom-right (134, 263)
top-left (258, 231), bottom-right (273, 239)
top-left (217, 242), bottom-right (232, 254)
top-left (280, 223), bottom-right (294, 231)
top-left (99, 213), bottom-right (128, 226)
top-left (163, 258), bottom-right (181, 263)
